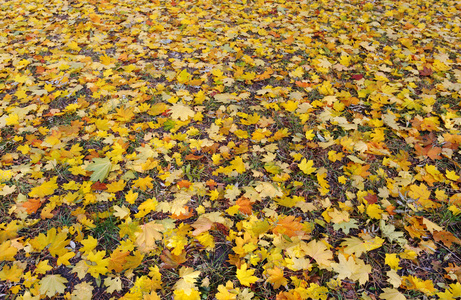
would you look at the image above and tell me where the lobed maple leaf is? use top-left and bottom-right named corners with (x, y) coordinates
top-left (28, 177), bottom-right (58, 198)
top-left (298, 158), bottom-right (317, 175)
top-left (304, 240), bottom-right (334, 269)
top-left (4, 0), bottom-right (461, 298)
top-left (331, 254), bottom-right (372, 285)
top-left (39, 274), bottom-right (68, 297)
top-left (86, 157), bottom-right (112, 182)
top-left (236, 263), bottom-right (259, 286)
top-left (266, 266), bottom-right (288, 289)
top-left (273, 215), bottom-right (303, 238)
top-left (169, 103), bottom-right (195, 121)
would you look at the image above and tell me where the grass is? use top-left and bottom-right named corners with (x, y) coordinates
top-left (89, 215), bottom-right (120, 251)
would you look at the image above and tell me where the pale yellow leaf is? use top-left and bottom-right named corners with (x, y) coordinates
top-left (380, 288), bottom-right (406, 300)
top-left (304, 240), bottom-right (333, 269)
top-left (39, 274), bottom-right (68, 298)
top-left (169, 103), bottom-right (195, 121)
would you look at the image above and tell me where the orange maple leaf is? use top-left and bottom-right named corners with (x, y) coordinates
top-left (433, 230), bottom-right (460, 248)
top-left (283, 36), bottom-right (294, 45)
top-left (206, 179), bottom-right (218, 189)
top-left (184, 153), bottom-right (203, 160)
top-left (255, 67), bottom-right (273, 81)
top-left (236, 197), bottom-right (253, 215)
top-left (108, 250), bottom-right (130, 273)
top-left (273, 216), bottom-right (303, 238)
top-left (160, 249), bottom-right (187, 269)
top-left (23, 198), bottom-right (42, 214)
top-left (171, 206), bottom-right (194, 220)
top-left (385, 205), bottom-right (396, 216)
top-left (177, 180), bottom-right (192, 189)
top-left (415, 144), bottom-right (442, 160)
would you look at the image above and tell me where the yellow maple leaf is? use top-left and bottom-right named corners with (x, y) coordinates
top-left (29, 177), bottom-right (58, 198)
top-left (385, 253), bottom-right (401, 270)
top-left (35, 260), bottom-right (53, 274)
top-left (446, 170), bottom-right (460, 181)
top-left (104, 277), bottom-right (123, 294)
top-left (67, 41), bottom-right (81, 51)
top-left (133, 175), bottom-right (154, 191)
top-left (148, 103), bottom-right (168, 116)
top-left (173, 289), bottom-right (201, 300)
top-left (85, 250), bottom-right (109, 277)
top-left (331, 254), bottom-right (371, 285)
top-left (113, 205), bottom-right (130, 220)
top-left (56, 251), bottom-right (75, 266)
top-left (216, 281), bottom-right (238, 300)
top-left (177, 69), bottom-right (191, 84)
top-left (179, 266), bottom-right (201, 285)
top-left (366, 203), bottom-right (384, 219)
top-left (106, 179), bottom-right (126, 193)
top-left (224, 185), bottom-right (241, 201)
top-left (304, 239), bottom-right (334, 269)
top-left (239, 112), bottom-right (260, 125)
top-left (39, 274), bottom-right (68, 298)
top-left (328, 150), bottom-right (344, 162)
top-left (234, 129), bottom-right (249, 139)
top-left (136, 221), bottom-right (164, 253)
top-left (401, 275), bottom-right (436, 295)
top-left (323, 208), bottom-right (349, 224)
top-left (169, 103), bottom-right (195, 121)
top-left (100, 54), bottom-right (114, 66)
top-left (70, 282), bottom-right (94, 300)
top-left (281, 100), bottom-right (298, 112)
top-left (141, 292), bottom-right (161, 300)
top-left (289, 66), bottom-right (304, 78)
top-left (72, 260), bottom-right (89, 280)
top-left (125, 190), bottom-right (138, 204)
top-left (305, 129), bottom-right (315, 140)
top-left (266, 266), bottom-right (288, 289)
top-left (135, 198), bottom-right (158, 218)
top-left (387, 270), bottom-right (402, 288)
top-left (236, 263), bottom-right (259, 286)
top-left (298, 158), bottom-right (317, 175)
top-left (0, 240), bottom-right (18, 261)
top-left (251, 128), bottom-right (271, 141)
top-left (80, 236), bottom-right (98, 255)
top-left (317, 172), bottom-right (330, 196)
top-left (230, 156), bottom-right (246, 174)
top-left (115, 106), bottom-right (135, 122)
top-left (380, 288), bottom-right (407, 300)
top-left (5, 113), bottom-right (19, 125)
top-left (0, 264), bottom-right (23, 282)
top-left (48, 231), bottom-right (70, 257)
top-left (341, 236), bottom-right (384, 257)
top-left (191, 217), bottom-right (214, 236)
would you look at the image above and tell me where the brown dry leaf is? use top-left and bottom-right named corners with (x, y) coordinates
top-left (433, 230), bottom-right (460, 247)
top-left (191, 217), bottom-right (214, 236)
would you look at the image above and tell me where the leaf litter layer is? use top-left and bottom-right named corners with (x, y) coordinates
top-left (1, 0), bottom-right (461, 299)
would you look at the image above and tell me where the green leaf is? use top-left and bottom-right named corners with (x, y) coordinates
top-left (333, 219), bottom-right (359, 235)
top-left (163, 119), bottom-right (176, 131)
top-left (86, 157), bottom-right (112, 182)
top-left (282, 234), bottom-right (293, 242)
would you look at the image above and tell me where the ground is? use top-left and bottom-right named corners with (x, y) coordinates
top-left (1, 0), bottom-right (461, 299)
